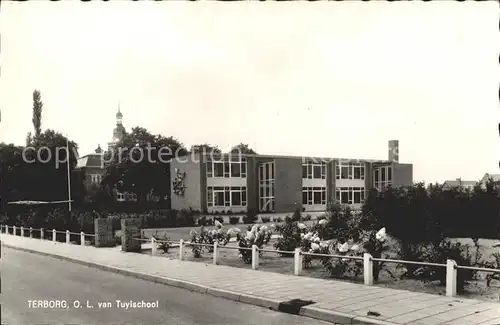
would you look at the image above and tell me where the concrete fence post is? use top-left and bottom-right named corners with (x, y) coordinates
top-left (40, 228), bottom-right (44, 240)
top-left (95, 218), bottom-right (115, 248)
top-left (66, 230), bottom-right (70, 244)
top-left (29, 227), bottom-right (33, 238)
top-left (52, 229), bottom-right (56, 241)
top-left (251, 245), bottom-right (259, 270)
top-left (179, 239), bottom-right (185, 260)
top-left (13, 226), bottom-right (16, 236)
top-left (20, 226), bottom-right (24, 237)
top-left (213, 242), bottom-right (220, 265)
top-left (151, 237), bottom-right (157, 256)
top-left (80, 232), bottom-right (85, 246)
top-left (294, 248), bottom-right (303, 276)
top-left (364, 253), bottom-right (374, 285)
top-left (446, 259), bottom-right (457, 297)
top-left (120, 218), bottom-right (142, 252)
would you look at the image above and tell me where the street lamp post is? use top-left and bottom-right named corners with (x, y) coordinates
top-left (66, 135), bottom-right (72, 215)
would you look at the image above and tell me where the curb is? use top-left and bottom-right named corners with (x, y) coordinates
top-left (3, 242), bottom-right (397, 325)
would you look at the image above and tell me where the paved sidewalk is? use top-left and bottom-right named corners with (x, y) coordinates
top-left (2, 234), bottom-right (499, 325)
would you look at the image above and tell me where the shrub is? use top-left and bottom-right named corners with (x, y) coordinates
top-left (214, 216), bottom-right (224, 224)
top-left (485, 252), bottom-right (500, 287)
top-left (197, 216), bottom-right (208, 226)
top-left (261, 216), bottom-right (271, 223)
top-left (291, 209), bottom-right (301, 222)
top-left (152, 234), bottom-right (171, 253)
top-left (274, 218), bottom-right (304, 257)
top-left (175, 209), bottom-right (195, 227)
top-left (417, 241), bottom-right (478, 292)
top-left (272, 216), bottom-right (283, 223)
top-left (229, 216), bottom-right (240, 225)
top-left (243, 213), bottom-right (258, 224)
top-left (189, 220), bottom-right (231, 258)
top-left (235, 224), bottom-right (273, 264)
top-left (301, 214), bottom-right (312, 221)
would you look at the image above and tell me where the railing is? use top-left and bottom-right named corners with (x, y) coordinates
top-left (3, 224), bottom-right (499, 298)
top-left (1, 225), bottom-right (96, 246)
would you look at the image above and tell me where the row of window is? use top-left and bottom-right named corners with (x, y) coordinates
top-left (116, 192), bottom-right (137, 202)
top-left (302, 161), bottom-right (327, 179)
top-left (206, 158), bottom-right (247, 178)
top-left (335, 187), bottom-right (366, 204)
top-left (302, 187), bottom-right (327, 205)
top-left (335, 163), bottom-right (365, 180)
top-left (207, 186), bottom-right (247, 207)
top-left (205, 186), bottom-right (366, 207)
top-left (206, 160), bottom-right (393, 183)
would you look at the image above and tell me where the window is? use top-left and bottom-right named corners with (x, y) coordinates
top-left (341, 166), bottom-right (350, 179)
top-left (90, 174), bottom-right (102, 184)
top-left (128, 193), bottom-right (137, 201)
top-left (336, 162), bottom-right (365, 180)
top-left (302, 187), bottom-right (327, 205)
top-left (214, 162), bottom-right (224, 177)
top-left (302, 160), bottom-right (326, 179)
top-left (207, 162), bottom-right (213, 177)
top-left (335, 187), bottom-right (365, 204)
top-left (373, 166), bottom-right (392, 189)
top-left (231, 191), bottom-right (241, 206)
top-left (207, 186), bottom-right (247, 207)
top-left (206, 157), bottom-right (247, 178)
top-left (116, 192), bottom-right (125, 202)
top-left (207, 188), bottom-right (213, 206)
top-left (214, 190), bottom-right (225, 206)
top-left (230, 162), bottom-right (241, 177)
top-left (259, 162), bottom-right (275, 212)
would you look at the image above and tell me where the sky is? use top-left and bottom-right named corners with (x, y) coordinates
top-left (0, 1), bottom-right (498, 184)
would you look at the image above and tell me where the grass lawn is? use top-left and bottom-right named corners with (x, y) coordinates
top-left (140, 235), bottom-right (500, 303)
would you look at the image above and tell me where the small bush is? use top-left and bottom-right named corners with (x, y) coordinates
top-left (243, 211), bottom-right (258, 224)
top-left (236, 224), bottom-right (273, 264)
top-left (214, 216), bottom-right (224, 224)
top-left (274, 218), bottom-right (302, 257)
top-left (189, 222), bottom-right (231, 258)
top-left (261, 216), bottom-right (271, 223)
top-left (197, 216), bottom-right (208, 226)
top-left (229, 216), bottom-right (240, 225)
top-left (411, 240), bottom-right (478, 292)
top-left (272, 216), bottom-right (283, 223)
top-left (485, 252), bottom-right (500, 287)
top-left (152, 234), bottom-right (171, 253)
top-left (301, 215), bottom-right (312, 221)
top-left (291, 209), bottom-right (301, 222)
top-left (175, 209), bottom-right (195, 227)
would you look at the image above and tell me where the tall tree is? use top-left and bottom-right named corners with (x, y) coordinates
top-left (190, 144), bottom-right (221, 154)
top-left (23, 130), bottom-right (81, 202)
top-left (230, 143), bottom-right (257, 155)
top-left (32, 89), bottom-right (43, 140)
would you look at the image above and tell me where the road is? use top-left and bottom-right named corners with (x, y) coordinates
top-left (1, 247), bottom-right (333, 325)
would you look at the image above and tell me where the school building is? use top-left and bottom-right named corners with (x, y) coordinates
top-left (170, 140), bottom-right (413, 214)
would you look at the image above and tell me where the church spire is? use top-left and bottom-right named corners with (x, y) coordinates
top-left (116, 102), bottom-right (123, 125)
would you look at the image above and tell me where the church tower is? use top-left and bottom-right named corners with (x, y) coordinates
top-left (108, 103), bottom-right (126, 150)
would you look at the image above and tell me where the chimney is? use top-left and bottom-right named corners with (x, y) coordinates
top-left (388, 140), bottom-right (399, 163)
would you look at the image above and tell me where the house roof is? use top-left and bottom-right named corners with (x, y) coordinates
top-left (76, 153), bottom-right (104, 169)
top-left (480, 173), bottom-right (500, 184)
top-left (443, 180), bottom-right (477, 187)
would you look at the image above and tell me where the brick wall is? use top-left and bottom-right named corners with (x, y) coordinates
top-left (94, 218), bottom-right (114, 247)
top-left (274, 157), bottom-right (302, 213)
top-left (120, 218), bottom-right (142, 252)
